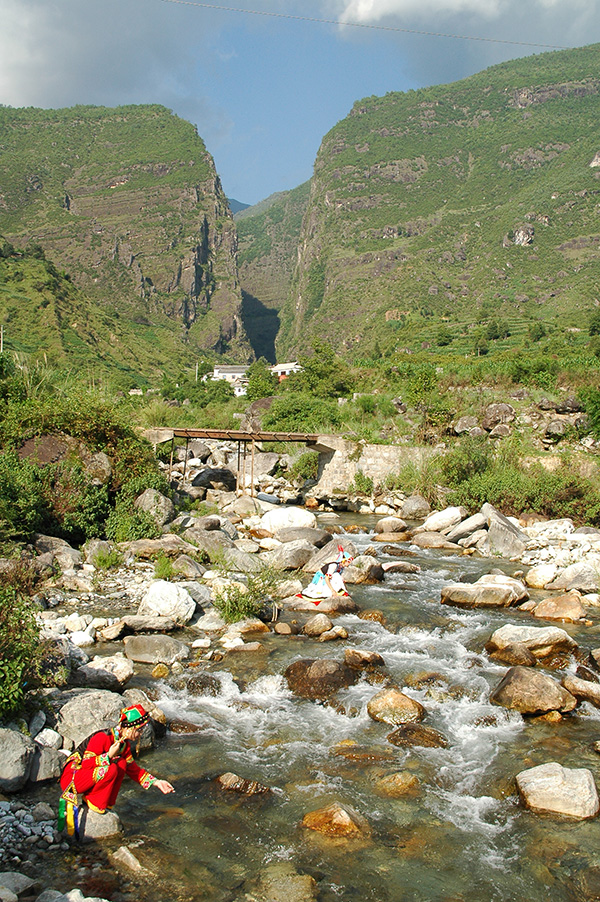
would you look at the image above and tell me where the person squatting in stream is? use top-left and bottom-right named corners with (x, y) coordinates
top-left (300, 546), bottom-right (353, 603)
top-left (58, 704), bottom-right (174, 837)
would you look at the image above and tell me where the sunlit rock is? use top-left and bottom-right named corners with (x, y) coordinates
top-left (367, 688), bottom-right (425, 725)
top-left (301, 802), bottom-right (370, 837)
top-left (516, 762), bottom-right (599, 818)
top-left (490, 666), bottom-right (577, 715)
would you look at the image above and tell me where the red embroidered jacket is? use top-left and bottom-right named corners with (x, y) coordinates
top-left (75, 728), bottom-right (156, 789)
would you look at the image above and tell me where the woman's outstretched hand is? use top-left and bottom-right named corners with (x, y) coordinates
top-left (154, 779), bottom-right (175, 794)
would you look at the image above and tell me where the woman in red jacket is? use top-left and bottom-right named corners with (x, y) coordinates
top-left (59, 704), bottom-right (174, 834)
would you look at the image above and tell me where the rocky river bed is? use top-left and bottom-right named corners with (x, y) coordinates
top-left (3, 500), bottom-right (600, 902)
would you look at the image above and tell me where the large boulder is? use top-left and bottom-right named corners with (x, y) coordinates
top-left (562, 674), bottom-right (600, 708)
top-left (284, 658), bottom-right (359, 700)
top-left (343, 555), bottom-right (384, 584)
top-left (516, 762), bottom-right (599, 819)
top-left (481, 403), bottom-right (515, 431)
top-left (533, 591), bottom-right (586, 623)
top-left (303, 539), bottom-right (358, 574)
top-left (445, 513), bottom-right (488, 544)
top-left (374, 516), bottom-right (407, 534)
top-left (138, 580), bottom-right (196, 625)
top-left (28, 745), bottom-right (64, 783)
top-left (123, 634), bottom-right (189, 665)
top-left (0, 730), bottom-right (35, 792)
top-left (480, 503), bottom-right (528, 559)
top-left (547, 562), bottom-right (600, 594)
top-left (260, 539), bottom-right (315, 570)
top-left (72, 653), bottom-right (135, 690)
top-left (34, 534), bottom-right (82, 571)
top-left (133, 488), bottom-right (175, 527)
top-left (119, 535), bottom-right (199, 559)
top-left (274, 527), bottom-right (333, 548)
top-left (490, 666), bottom-right (577, 715)
top-left (367, 688), bottom-right (425, 725)
top-left (485, 624), bottom-right (577, 660)
top-left (56, 690), bottom-right (124, 747)
top-left (400, 495), bottom-right (430, 519)
top-left (441, 579), bottom-right (520, 609)
top-left (260, 506), bottom-right (317, 532)
top-left (285, 594), bottom-right (359, 614)
top-left (191, 467), bottom-right (237, 492)
top-left (418, 507), bottom-right (467, 534)
top-left (411, 533), bottom-right (461, 551)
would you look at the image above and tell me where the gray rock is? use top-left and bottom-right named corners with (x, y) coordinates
top-left (56, 690), bottom-right (123, 747)
top-left (547, 562), bottom-right (600, 594)
top-left (490, 666), bottom-right (577, 715)
top-left (343, 555), bottom-right (384, 584)
top-left (261, 539), bottom-right (315, 571)
top-left (516, 762), bottom-right (599, 818)
top-left (485, 623), bottom-right (577, 660)
top-left (480, 503), bottom-right (528, 559)
top-left (123, 634), bottom-right (189, 665)
top-left (72, 653), bottom-right (134, 690)
top-left (445, 513), bottom-right (487, 543)
top-left (34, 535), bottom-right (82, 571)
top-left (191, 467), bottom-right (237, 492)
top-left (28, 745), bottom-right (64, 783)
top-left (274, 527), bottom-right (333, 548)
top-left (419, 507), bottom-right (467, 533)
top-left (400, 495), bottom-right (431, 519)
top-left (133, 488), bottom-right (176, 527)
top-left (303, 614), bottom-right (334, 637)
top-left (0, 730), bottom-right (35, 792)
top-left (481, 403), bottom-right (515, 431)
top-left (77, 806), bottom-right (122, 841)
top-left (562, 674), bottom-right (600, 708)
top-left (171, 554), bottom-right (206, 579)
top-left (0, 873), bottom-right (36, 895)
top-left (453, 416), bottom-right (478, 435)
top-left (138, 580), bottom-right (196, 625)
top-left (303, 539), bottom-right (358, 574)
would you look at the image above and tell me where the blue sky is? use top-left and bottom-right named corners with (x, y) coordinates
top-left (1, 1), bottom-right (600, 204)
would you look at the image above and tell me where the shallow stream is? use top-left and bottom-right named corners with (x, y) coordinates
top-left (113, 517), bottom-right (600, 901)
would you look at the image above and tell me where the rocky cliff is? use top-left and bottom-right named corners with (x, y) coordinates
top-left (0, 104), bottom-right (251, 375)
top-left (276, 44), bottom-right (600, 359)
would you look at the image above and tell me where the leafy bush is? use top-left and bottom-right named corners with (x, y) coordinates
top-left (93, 547), bottom-right (123, 571)
top-left (214, 567), bottom-right (282, 623)
top-left (350, 470), bottom-right (374, 495)
top-left (104, 502), bottom-right (161, 543)
top-left (154, 553), bottom-right (175, 580)
top-left (263, 393), bottom-right (341, 432)
top-left (289, 450), bottom-right (320, 481)
top-left (0, 586), bottom-right (41, 720)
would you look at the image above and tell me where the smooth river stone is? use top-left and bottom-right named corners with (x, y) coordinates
top-left (516, 762), bottom-right (599, 819)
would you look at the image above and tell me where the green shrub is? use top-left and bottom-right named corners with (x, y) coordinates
top-left (0, 586), bottom-right (41, 720)
top-left (350, 469), bottom-right (374, 495)
top-left (104, 502), bottom-right (161, 543)
top-left (94, 547), bottom-right (123, 571)
top-left (154, 553), bottom-right (174, 580)
top-left (214, 567), bottom-right (282, 624)
top-left (289, 450), bottom-right (320, 481)
top-left (263, 393), bottom-right (342, 432)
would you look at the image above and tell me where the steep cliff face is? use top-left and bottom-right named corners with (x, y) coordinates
top-left (277, 44), bottom-right (600, 359)
top-left (0, 104), bottom-right (251, 371)
top-left (235, 183), bottom-right (310, 362)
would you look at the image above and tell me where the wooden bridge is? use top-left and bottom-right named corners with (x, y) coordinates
top-left (143, 427), bottom-right (337, 496)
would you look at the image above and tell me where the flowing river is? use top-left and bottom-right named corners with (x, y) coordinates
top-left (108, 515), bottom-right (600, 901)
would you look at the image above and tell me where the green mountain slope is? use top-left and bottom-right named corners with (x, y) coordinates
top-left (236, 182), bottom-right (310, 362)
top-left (276, 45), bottom-right (600, 359)
top-left (0, 104), bottom-right (251, 376)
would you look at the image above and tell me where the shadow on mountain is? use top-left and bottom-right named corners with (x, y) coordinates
top-left (241, 290), bottom-right (279, 363)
